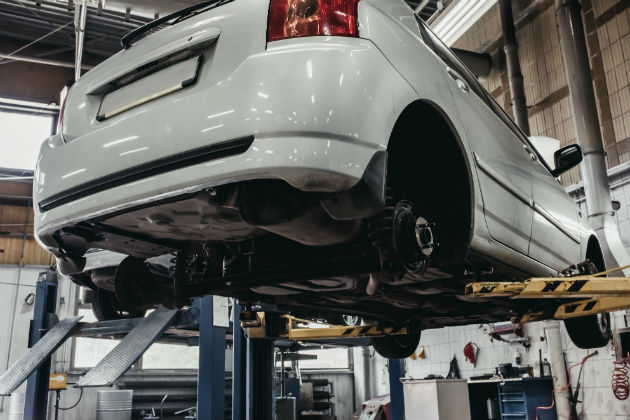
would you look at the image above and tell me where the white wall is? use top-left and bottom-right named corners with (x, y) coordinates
top-left (404, 312), bottom-right (630, 419)
top-left (0, 267), bottom-right (44, 418)
top-left (0, 266), bottom-right (99, 420)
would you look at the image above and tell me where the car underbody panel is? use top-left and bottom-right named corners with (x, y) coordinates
top-left (61, 174), bottom-right (541, 331)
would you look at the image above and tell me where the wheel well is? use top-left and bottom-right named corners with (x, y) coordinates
top-left (586, 235), bottom-right (605, 271)
top-left (387, 100), bottom-right (473, 263)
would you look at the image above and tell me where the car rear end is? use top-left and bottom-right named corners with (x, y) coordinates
top-left (34, 0), bottom-right (417, 268)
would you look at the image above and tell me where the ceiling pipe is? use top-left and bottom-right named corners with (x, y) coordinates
top-left (414, 0), bottom-right (430, 13)
top-left (74, 0), bottom-right (88, 80)
top-left (499, 0), bottom-right (530, 135)
top-left (0, 52), bottom-right (93, 69)
top-left (555, 0), bottom-right (630, 272)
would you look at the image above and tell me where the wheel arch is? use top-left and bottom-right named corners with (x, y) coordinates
top-left (386, 99), bottom-right (474, 263)
top-left (586, 235), bottom-right (606, 271)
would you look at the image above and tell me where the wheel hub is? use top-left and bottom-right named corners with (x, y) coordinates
top-left (392, 200), bottom-right (434, 275)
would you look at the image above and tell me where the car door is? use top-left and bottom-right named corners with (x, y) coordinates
top-left (528, 147), bottom-right (582, 269)
top-left (418, 22), bottom-right (534, 256)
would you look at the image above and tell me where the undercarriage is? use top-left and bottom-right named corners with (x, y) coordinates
top-left (75, 191), bottom-right (540, 332)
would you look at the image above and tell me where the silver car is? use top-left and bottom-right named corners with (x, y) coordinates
top-left (34, 0), bottom-right (608, 357)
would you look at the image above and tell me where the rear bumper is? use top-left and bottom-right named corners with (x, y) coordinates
top-left (34, 37), bottom-right (416, 250)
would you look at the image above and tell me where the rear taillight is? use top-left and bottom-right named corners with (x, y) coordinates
top-left (268, 0), bottom-right (361, 42)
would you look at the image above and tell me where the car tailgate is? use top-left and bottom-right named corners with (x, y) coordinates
top-left (61, 0), bottom-right (268, 142)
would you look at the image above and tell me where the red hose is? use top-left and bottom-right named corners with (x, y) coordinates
top-left (612, 353), bottom-right (629, 401)
top-left (536, 351), bottom-right (592, 420)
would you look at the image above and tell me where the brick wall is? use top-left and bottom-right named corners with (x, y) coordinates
top-left (450, 0), bottom-right (630, 187)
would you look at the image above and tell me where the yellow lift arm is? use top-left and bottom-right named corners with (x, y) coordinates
top-left (241, 312), bottom-right (409, 341)
top-left (466, 265), bottom-right (630, 324)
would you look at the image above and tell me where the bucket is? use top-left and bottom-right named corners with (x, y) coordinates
top-left (96, 390), bottom-right (133, 420)
top-left (8, 392), bottom-right (25, 420)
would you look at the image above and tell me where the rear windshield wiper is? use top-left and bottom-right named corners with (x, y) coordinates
top-left (121, 0), bottom-right (232, 49)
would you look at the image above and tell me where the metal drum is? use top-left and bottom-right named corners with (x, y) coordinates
top-left (8, 392), bottom-right (25, 420)
top-left (96, 390), bottom-right (133, 420)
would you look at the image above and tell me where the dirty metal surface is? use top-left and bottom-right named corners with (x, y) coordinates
top-left (76, 308), bottom-right (177, 388)
top-left (0, 316), bottom-right (82, 395)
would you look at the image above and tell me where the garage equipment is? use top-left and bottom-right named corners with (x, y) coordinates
top-left (465, 265), bottom-right (630, 323)
top-left (0, 271), bottom-right (222, 420)
top-left (241, 312), bottom-right (410, 342)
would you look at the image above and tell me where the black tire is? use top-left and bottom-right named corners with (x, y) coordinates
top-left (371, 332), bottom-right (420, 359)
top-left (92, 288), bottom-right (146, 321)
top-left (564, 313), bottom-right (611, 349)
top-left (563, 254), bottom-right (611, 348)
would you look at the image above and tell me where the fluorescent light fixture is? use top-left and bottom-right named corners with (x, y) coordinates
top-left (432, 0), bottom-right (497, 46)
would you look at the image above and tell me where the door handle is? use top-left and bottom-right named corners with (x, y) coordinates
top-left (446, 67), bottom-right (469, 93)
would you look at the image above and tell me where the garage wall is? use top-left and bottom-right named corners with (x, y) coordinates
top-left (452, 0), bottom-right (630, 186)
top-left (405, 312), bottom-right (630, 419)
top-left (0, 267), bottom-right (50, 418)
top-left (302, 370), bottom-right (356, 420)
top-left (569, 161), bottom-right (630, 255)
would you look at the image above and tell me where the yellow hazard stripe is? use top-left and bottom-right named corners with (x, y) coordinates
top-left (467, 277), bottom-right (630, 298)
top-left (554, 297), bottom-right (630, 319)
top-left (286, 325), bottom-right (409, 341)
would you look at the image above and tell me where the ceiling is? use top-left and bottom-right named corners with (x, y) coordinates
top-left (0, 0), bottom-right (443, 62)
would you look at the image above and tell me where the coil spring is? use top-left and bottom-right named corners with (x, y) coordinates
top-left (612, 354), bottom-right (630, 401)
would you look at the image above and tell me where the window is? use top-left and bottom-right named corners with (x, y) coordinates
top-left (142, 343), bottom-right (199, 369)
top-left (297, 347), bottom-right (349, 370)
top-left (72, 308), bottom-right (120, 368)
top-left (0, 104), bottom-right (54, 170)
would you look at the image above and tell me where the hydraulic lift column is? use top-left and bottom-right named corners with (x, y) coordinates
top-left (388, 358), bottom-right (406, 420)
top-left (197, 295), bottom-right (227, 420)
top-left (232, 302), bottom-right (247, 420)
top-left (24, 272), bottom-right (59, 420)
top-left (246, 338), bottom-right (275, 420)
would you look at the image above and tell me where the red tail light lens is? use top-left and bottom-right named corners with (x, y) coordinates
top-left (268, 0), bottom-right (361, 42)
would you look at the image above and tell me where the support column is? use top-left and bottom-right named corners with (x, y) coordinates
top-left (543, 321), bottom-right (571, 420)
top-left (198, 296), bottom-right (227, 420)
top-left (246, 338), bottom-right (275, 420)
top-left (232, 303), bottom-right (246, 420)
top-left (24, 272), bottom-right (58, 420)
top-left (555, 0), bottom-right (630, 270)
top-left (388, 359), bottom-right (405, 420)
top-left (499, 0), bottom-right (530, 135)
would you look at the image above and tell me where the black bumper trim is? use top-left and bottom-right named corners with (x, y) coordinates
top-left (39, 136), bottom-right (254, 212)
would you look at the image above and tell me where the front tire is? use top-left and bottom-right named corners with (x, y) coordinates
top-left (563, 257), bottom-right (611, 348)
top-left (371, 332), bottom-right (420, 359)
top-left (92, 288), bottom-right (146, 321)
top-left (564, 313), bottom-right (611, 348)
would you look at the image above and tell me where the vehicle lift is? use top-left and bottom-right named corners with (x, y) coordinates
top-left (1, 266), bottom-right (627, 420)
top-left (465, 264), bottom-right (630, 324)
top-left (0, 271), bottom-right (408, 420)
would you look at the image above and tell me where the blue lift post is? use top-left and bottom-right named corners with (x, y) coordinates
top-left (232, 302), bottom-right (246, 420)
top-left (388, 358), bottom-right (406, 420)
top-left (24, 271), bottom-right (58, 420)
top-left (246, 338), bottom-right (275, 420)
top-left (198, 295), bottom-right (227, 420)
